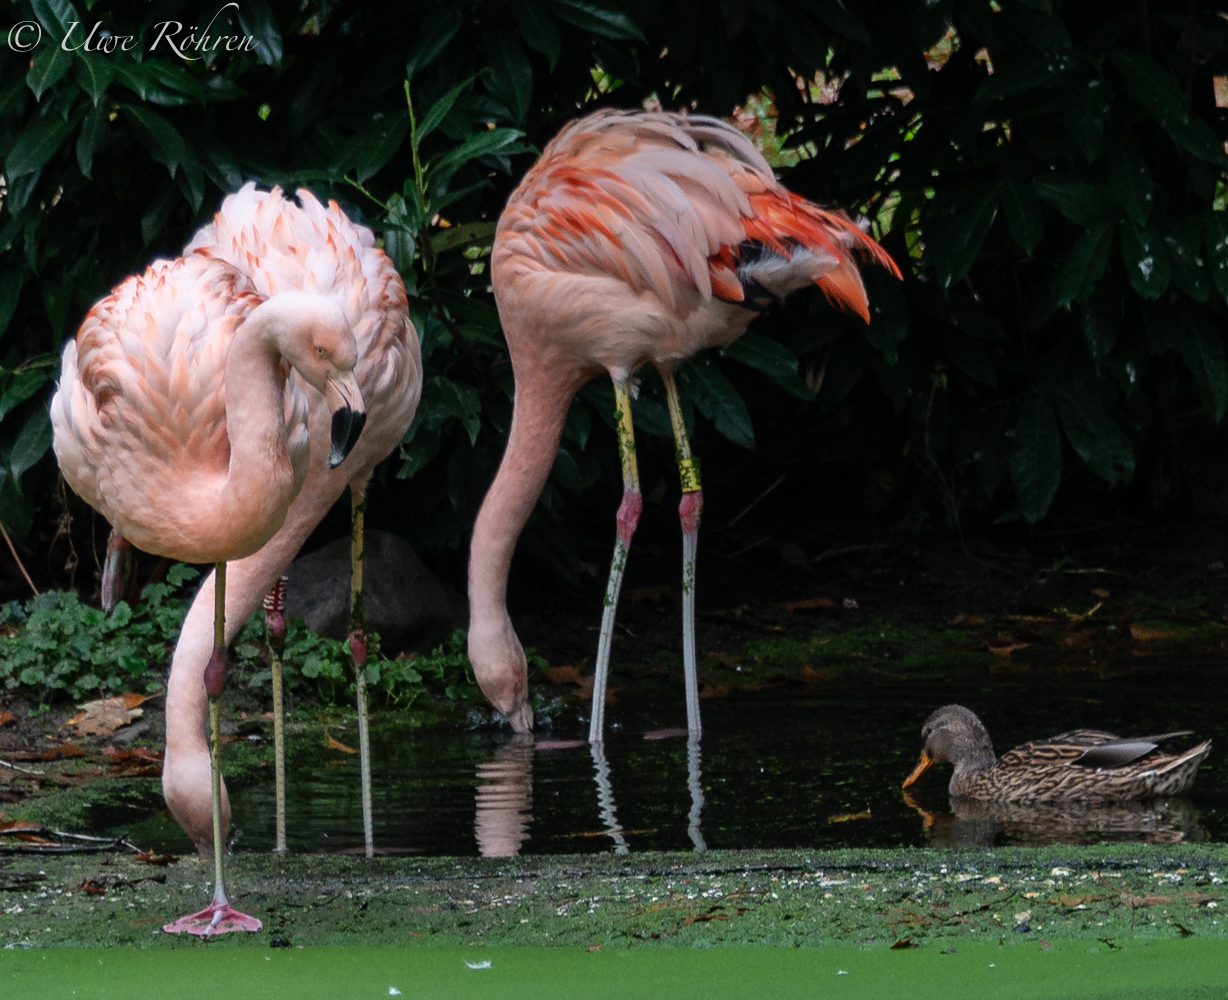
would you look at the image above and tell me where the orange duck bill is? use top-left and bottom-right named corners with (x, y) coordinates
top-left (902, 750), bottom-right (934, 789)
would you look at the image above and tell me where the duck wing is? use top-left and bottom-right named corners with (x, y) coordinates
top-left (998, 730), bottom-right (1120, 768)
top-left (1071, 732), bottom-right (1195, 769)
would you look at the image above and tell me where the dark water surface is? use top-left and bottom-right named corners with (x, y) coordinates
top-left (134, 658), bottom-right (1228, 855)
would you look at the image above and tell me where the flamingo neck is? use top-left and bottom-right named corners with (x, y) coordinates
top-left (468, 370), bottom-right (580, 726)
top-left (215, 308), bottom-right (295, 544)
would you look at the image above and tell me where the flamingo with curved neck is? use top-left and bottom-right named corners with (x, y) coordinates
top-left (52, 253), bottom-right (366, 935)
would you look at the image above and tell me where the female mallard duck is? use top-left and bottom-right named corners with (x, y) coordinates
top-left (903, 705), bottom-right (1211, 804)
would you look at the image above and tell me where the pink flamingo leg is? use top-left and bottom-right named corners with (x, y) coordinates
top-left (662, 370), bottom-right (703, 737)
top-left (165, 563), bottom-right (262, 938)
top-left (589, 376), bottom-right (640, 743)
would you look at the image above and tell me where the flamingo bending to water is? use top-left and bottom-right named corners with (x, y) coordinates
top-left (163, 185), bottom-right (421, 858)
top-left (52, 254), bottom-right (366, 934)
top-left (469, 109), bottom-right (900, 739)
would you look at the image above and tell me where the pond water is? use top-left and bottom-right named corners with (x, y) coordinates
top-left (132, 655), bottom-right (1227, 857)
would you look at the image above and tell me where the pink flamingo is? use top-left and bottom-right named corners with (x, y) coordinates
top-left (52, 253), bottom-right (367, 935)
top-left (164, 185), bottom-right (421, 861)
top-left (469, 109), bottom-right (900, 740)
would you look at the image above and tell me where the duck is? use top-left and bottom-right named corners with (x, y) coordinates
top-left (902, 704), bottom-right (1211, 804)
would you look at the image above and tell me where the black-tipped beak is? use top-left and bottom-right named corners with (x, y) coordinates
top-left (324, 371), bottom-right (365, 469)
top-left (329, 406), bottom-right (366, 468)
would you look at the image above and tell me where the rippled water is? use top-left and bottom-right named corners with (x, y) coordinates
top-left (127, 656), bottom-right (1228, 857)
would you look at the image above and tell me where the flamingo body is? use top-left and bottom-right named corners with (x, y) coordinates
top-left (52, 256), bottom-right (311, 564)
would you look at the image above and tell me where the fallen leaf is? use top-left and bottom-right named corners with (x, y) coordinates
top-left (681, 910), bottom-right (729, 925)
top-left (326, 733), bottom-right (358, 754)
top-left (78, 879), bottom-right (106, 896)
top-left (102, 746), bottom-right (163, 763)
top-left (542, 664), bottom-right (584, 686)
top-left (66, 696), bottom-right (145, 737)
top-left (948, 613), bottom-right (987, 626)
top-left (0, 819), bottom-right (42, 834)
top-left (706, 651), bottom-right (744, 667)
top-left (987, 640), bottom-right (1029, 656)
top-left (586, 943), bottom-right (603, 952)
top-left (0, 711), bottom-right (14, 728)
top-left (699, 682), bottom-right (736, 699)
top-left (1091, 588), bottom-right (1110, 598)
top-left (800, 665), bottom-right (831, 683)
top-left (1130, 625), bottom-right (1178, 641)
top-left (891, 938), bottom-right (920, 949)
top-left (826, 810), bottom-right (872, 824)
top-left (133, 849), bottom-right (177, 866)
top-left (1172, 922), bottom-right (1195, 937)
top-left (781, 597), bottom-right (837, 612)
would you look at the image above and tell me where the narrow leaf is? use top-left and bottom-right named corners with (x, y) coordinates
top-left (236, 0), bottom-right (283, 66)
top-left (1002, 180), bottom-right (1045, 256)
top-left (1054, 391), bottom-right (1134, 485)
top-left (1119, 220), bottom-right (1170, 300)
top-left (8, 408), bottom-right (52, 482)
top-left (123, 106), bottom-right (188, 177)
top-left (25, 45), bottom-right (73, 100)
top-left (513, 0), bottom-right (562, 68)
top-left (417, 79), bottom-right (472, 145)
top-left (0, 369), bottom-right (51, 422)
top-left (1053, 222), bottom-right (1114, 307)
top-left (550, 0), bottom-right (646, 41)
top-left (406, 9), bottom-right (463, 80)
top-left (6, 111), bottom-right (78, 177)
top-left (75, 53), bottom-right (114, 106)
top-left (681, 355), bottom-right (754, 450)
top-left (1010, 394), bottom-right (1061, 523)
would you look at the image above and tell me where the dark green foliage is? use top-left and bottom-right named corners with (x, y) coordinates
top-left (0, 565), bottom-right (487, 708)
top-left (1, 1), bottom-right (1225, 590)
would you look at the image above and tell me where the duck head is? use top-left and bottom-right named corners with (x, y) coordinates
top-left (903, 704), bottom-right (997, 788)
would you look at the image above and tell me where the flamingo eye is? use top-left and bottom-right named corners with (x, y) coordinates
top-left (316, 346), bottom-right (326, 357)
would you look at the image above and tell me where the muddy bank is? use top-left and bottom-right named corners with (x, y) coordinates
top-left (2, 846), bottom-right (1226, 950)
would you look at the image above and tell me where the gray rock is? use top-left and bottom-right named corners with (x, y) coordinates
top-left (285, 530), bottom-right (466, 654)
top-left (110, 720), bottom-right (150, 745)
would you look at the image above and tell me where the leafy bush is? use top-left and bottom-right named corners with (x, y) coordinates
top-left (1, 1), bottom-right (1225, 593)
top-left (0, 563), bottom-right (199, 704)
top-left (0, 564), bottom-right (487, 709)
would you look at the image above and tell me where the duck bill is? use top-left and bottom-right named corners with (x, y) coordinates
top-left (325, 372), bottom-right (366, 469)
top-left (902, 750), bottom-right (934, 789)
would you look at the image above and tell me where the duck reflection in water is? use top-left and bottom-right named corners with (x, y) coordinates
top-left (474, 735), bottom-right (534, 857)
top-left (903, 791), bottom-right (1206, 846)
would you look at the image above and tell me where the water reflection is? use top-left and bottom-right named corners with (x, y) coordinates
top-left (590, 742), bottom-right (629, 854)
top-left (904, 791), bottom-right (1206, 846)
top-left (474, 735), bottom-right (534, 857)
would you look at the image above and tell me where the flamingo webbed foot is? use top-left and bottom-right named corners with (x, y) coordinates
top-left (163, 900), bottom-right (263, 937)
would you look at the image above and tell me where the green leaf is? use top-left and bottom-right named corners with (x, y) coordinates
top-left (5, 109), bottom-right (79, 177)
top-left (1165, 220), bottom-right (1209, 303)
top-left (1110, 51), bottom-right (1228, 166)
top-left (0, 369), bottom-right (50, 421)
top-left (1053, 221), bottom-right (1114, 307)
top-left (343, 115), bottom-right (409, 184)
top-left (721, 334), bottom-right (812, 399)
top-left (74, 53), bottom-right (113, 106)
top-left (430, 221), bottom-right (497, 255)
top-left (236, 0), bottom-right (283, 66)
top-left (1204, 213), bottom-right (1228, 299)
top-left (926, 186), bottom-right (998, 289)
top-left (26, 45), bottom-right (73, 100)
top-left (550, 0), bottom-right (646, 41)
top-left (1032, 177), bottom-right (1112, 227)
top-left (938, 329), bottom-right (998, 389)
top-left (31, 0), bottom-right (79, 38)
top-left (1105, 130), bottom-right (1153, 225)
top-left (417, 79), bottom-right (472, 145)
top-left (483, 24), bottom-right (533, 124)
top-left (1010, 394), bottom-right (1061, 523)
top-left (1002, 180), bottom-right (1045, 256)
top-left (863, 269), bottom-right (909, 365)
top-left (811, 0), bottom-right (870, 44)
top-left (406, 9), bottom-right (463, 80)
top-left (1172, 310), bottom-right (1228, 422)
top-left (513, 0), bottom-right (562, 69)
top-left (1080, 281), bottom-right (1121, 366)
top-left (1119, 220), bottom-right (1170, 300)
top-left (681, 355), bottom-right (754, 450)
top-left (427, 128), bottom-right (522, 185)
top-left (8, 409), bottom-right (51, 483)
top-left (1053, 391), bottom-right (1134, 485)
top-left (122, 106), bottom-right (188, 177)
top-left (0, 269), bottom-right (23, 340)
top-left (1062, 77), bottom-right (1111, 162)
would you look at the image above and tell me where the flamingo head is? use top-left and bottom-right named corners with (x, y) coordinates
top-left (468, 615), bottom-right (534, 733)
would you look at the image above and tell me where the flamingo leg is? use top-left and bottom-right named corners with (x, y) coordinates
top-left (264, 577), bottom-right (288, 853)
top-left (661, 371), bottom-right (703, 737)
top-left (349, 488), bottom-right (374, 858)
top-left (164, 563), bottom-right (262, 937)
top-left (589, 376), bottom-right (641, 743)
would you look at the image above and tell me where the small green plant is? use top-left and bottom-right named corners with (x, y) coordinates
top-left (0, 563), bottom-right (200, 703)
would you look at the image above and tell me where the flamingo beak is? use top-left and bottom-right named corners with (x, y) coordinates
top-left (902, 749), bottom-right (934, 789)
top-left (325, 371), bottom-right (365, 469)
top-left (101, 530), bottom-right (133, 614)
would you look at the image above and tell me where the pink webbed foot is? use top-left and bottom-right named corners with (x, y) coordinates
top-left (164, 900), bottom-right (263, 938)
